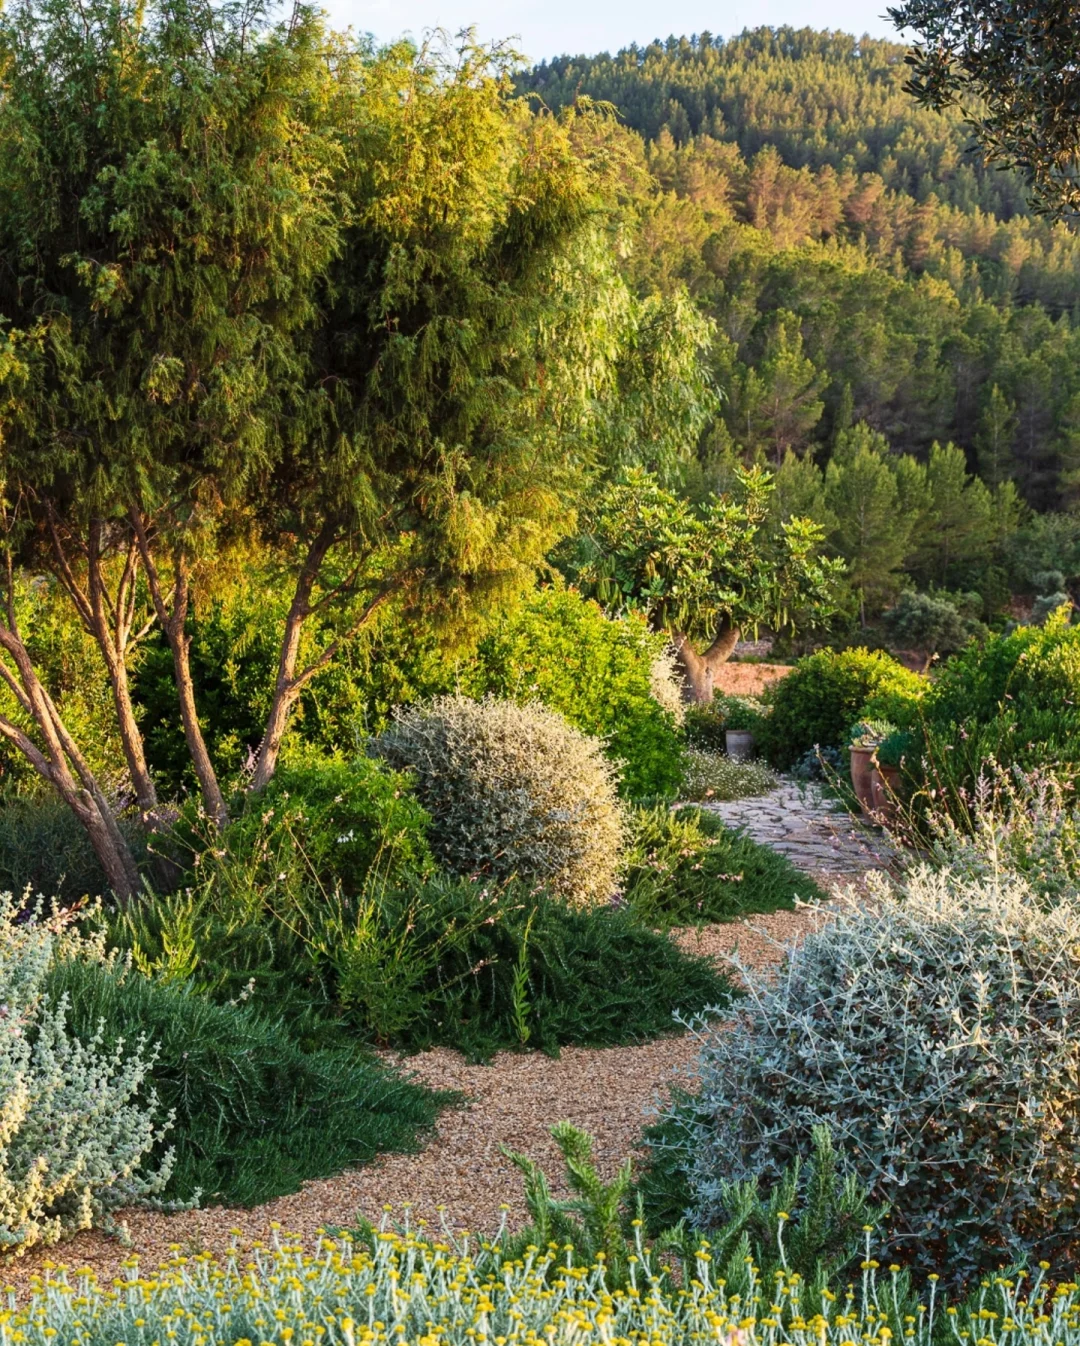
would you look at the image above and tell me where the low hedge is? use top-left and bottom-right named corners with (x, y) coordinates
top-left (14, 1229), bottom-right (1080, 1346)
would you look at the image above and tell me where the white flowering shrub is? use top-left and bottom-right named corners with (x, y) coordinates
top-left (649, 647), bottom-right (686, 725)
top-left (0, 895), bottom-right (172, 1254)
top-left (681, 748), bottom-right (778, 801)
top-left (681, 867), bottom-right (1080, 1281)
top-left (373, 695), bottom-right (624, 906)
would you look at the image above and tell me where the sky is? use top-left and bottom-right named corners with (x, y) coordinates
top-left (322, 0), bottom-right (903, 65)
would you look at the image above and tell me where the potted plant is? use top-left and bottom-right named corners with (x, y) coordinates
top-left (848, 720), bottom-right (895, 816)
top-left (721, 696), bottom-right (763, 762)
top-left (869, 727), bottom-right (914, 826)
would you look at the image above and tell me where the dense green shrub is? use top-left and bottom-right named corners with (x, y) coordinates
top-left (678, 866), bottom-right (1080, 1282)
top-left (121, 848), bottom-right (729, 1059)
top-left (621, 805), bottom-right (822, 926)
top-left (756, 648), bottom-right (925, 769)
top-left (473, 589), bottom-right (685, 801)
top-left (915, 611), bottom-right (1080, 813)
top-left (0, 793), bottom-right (148, 902)
top-left (228, 750), bottom-right (434, 893)
top-left (48, 954), bottom-right (443, 1207)
top-left (0, 896), bottom-right (170, 1254)
top-left (372, 695), bottom-right (624, 906)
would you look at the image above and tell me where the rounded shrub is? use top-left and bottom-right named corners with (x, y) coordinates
top-left (756, 648), bottom-right (925, 770)
top-left (680, 867), bottom-right (1080, 1282)
top-left (473, 589), bottom-right (685, 801)
top-left (372, 695), bottom-right (624, 905)
top-left (917, 610), bottom-right (1080, 802)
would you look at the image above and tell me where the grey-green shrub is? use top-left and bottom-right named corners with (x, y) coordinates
top-left (372, 695), bottom-right (624, 906)
top-left (0, 895), bottom-right (171, 1252)
top-left (679, 867), bottom-right (1080, 1282)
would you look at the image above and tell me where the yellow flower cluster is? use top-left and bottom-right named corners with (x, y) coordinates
top-left (3, 1226), bottom-right (1079, 1346)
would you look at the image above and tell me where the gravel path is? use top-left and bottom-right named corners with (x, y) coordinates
top-left (10, 778), bottom-right (889, 1296)
top-left (7, 906), bottom-right (832, 1294)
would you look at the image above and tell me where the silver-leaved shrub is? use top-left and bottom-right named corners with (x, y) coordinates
top-left (372, 695), bottom-right (624, 906)
top-left (680, 867), bottom-right (1080, 1281)
top-left (0, 895), bottom-right (172, 1254)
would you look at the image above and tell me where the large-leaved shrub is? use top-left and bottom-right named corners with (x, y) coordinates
top-left (372, 695), bottom-right (624, 905)
top-left (756, 648), bottom-right (924, 770)
top-left (0, 896), bottom-right (170, 1254)
top-left (679, 867), bottom-right (1080, 1281)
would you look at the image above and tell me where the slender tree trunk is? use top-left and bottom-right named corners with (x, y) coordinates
top-left (0, 619), bottom-right (139, 902)
top-left (131, 514), bottom-right (228, 830)
top-left (250, 525), bottom-right (392, 793)
top-left (46, 514), bottom-right (159, 822)
top-left (671, 618), bottom-right (741, 704)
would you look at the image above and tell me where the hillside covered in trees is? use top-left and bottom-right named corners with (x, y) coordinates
top-left (518, 31), bottom-right (1080, 610)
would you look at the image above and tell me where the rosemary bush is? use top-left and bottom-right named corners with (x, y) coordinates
top-left (372, 695), bottom-right (624, 905)
top-left (680, 866), bottom-right (1080, 1282)
top-left (0, 895), bottom-right (171, 1254)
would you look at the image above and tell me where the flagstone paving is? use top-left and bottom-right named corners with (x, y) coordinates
top-left (697, 780), bottom-right (899, 882)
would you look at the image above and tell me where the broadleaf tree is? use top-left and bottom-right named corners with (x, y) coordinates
top-left (567, 466), bottom-right (844, 702)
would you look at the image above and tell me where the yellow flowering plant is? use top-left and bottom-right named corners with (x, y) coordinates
top-left (7, 1225), bottom-right (1078, 1346)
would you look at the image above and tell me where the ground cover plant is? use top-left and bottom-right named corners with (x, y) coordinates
top-left (16, 1222), bottom-right (1080, 1346)
top-left (622, 805), bottom-right (823, 926)
top-left (47, 954), bottom-right (444, 1207)
top-left (673, 865), bottom-right (1080, 1283)
top-left (118, 855), bottom-right (731, 1061)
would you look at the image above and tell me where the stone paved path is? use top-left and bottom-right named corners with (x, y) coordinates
top-left (697, 780), bottom-right (898, 881)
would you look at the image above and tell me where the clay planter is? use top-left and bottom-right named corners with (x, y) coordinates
top-left (870, 763), bottom-right (902, 827)
top-left (850, 745), bottom-right (877, 816)
top-left (725, 729), bottom-right (755, 762)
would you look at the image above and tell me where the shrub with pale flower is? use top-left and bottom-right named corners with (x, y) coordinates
top-left (372, 695), bottom-right (624, 906)
top-left (0, 894), bottom-right (171, 1254)
top-left (678, 866), bottom-right (1080, 1281)
top-left (649, 647), bottom-right (686, 725)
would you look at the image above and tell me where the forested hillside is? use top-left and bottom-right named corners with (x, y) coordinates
top-left (518, 32), bottom-right (1080, 524)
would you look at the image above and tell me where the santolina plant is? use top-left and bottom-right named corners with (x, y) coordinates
top-left (11, 1227), bottom-right (1080, 1346)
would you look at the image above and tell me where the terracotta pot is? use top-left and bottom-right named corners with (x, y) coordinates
top-left (725, 729), bottom-right (755, 762)
top-left (870, 764), bottom-right (902, 826)
top-left (850, 745), bottom-right (876, 815)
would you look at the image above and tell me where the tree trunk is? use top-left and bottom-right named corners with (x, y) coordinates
top-left (46, 516), bottom-right (159, 822)
top-left (250, 522), bottom-right (338, 793)
top-left (250, 527), bottom-right (392, 794)
top-left (131, 515), bottom-right (228, 830)
top-left (0, 632), bottom-right (139, 903)
top-left (671, 619), bottom-right (741, 704)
